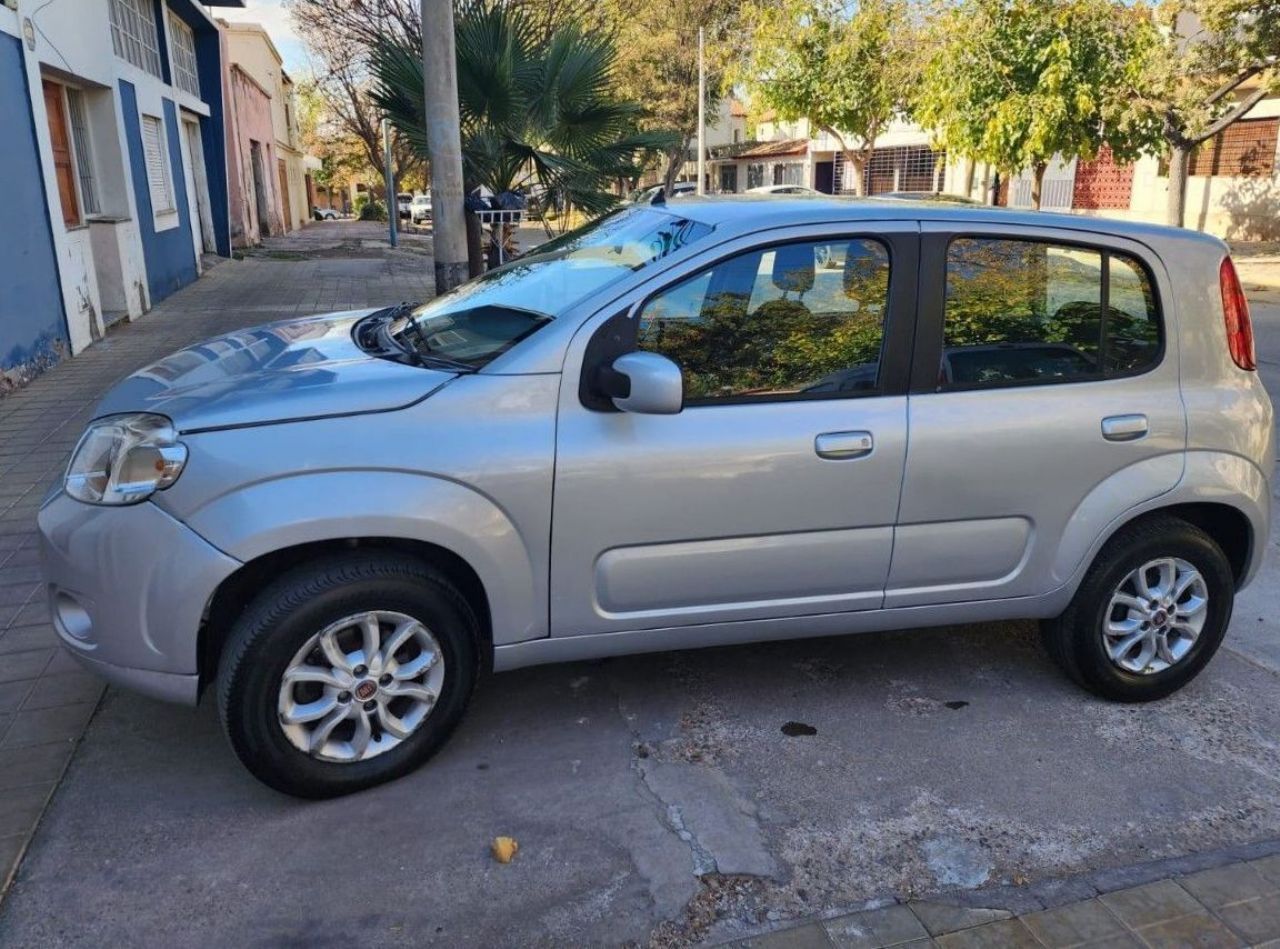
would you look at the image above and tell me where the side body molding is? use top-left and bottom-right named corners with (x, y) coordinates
top-left (183, 470), bottom-right (545, 645)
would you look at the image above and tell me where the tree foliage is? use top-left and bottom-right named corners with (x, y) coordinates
top-left (731, 0), bottom-right (916, 195)
top-left (286, 0), bottom-right (424, 193)
top-left (1124, 0), bottom-right (1280, 224)
top-left (600, 0), bottom-right (740, 190)
top-left (914, 0), bottom-right (1151, 207)
top-left (372, 1), bottom-right (671, 217)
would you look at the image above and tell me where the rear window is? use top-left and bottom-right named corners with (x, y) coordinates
top-left (941, 238), bottom-right (1160, 389)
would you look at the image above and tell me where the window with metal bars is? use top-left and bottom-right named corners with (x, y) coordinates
top-left (110, 0), bottom-right (163, 78)
top-left (168, 11), bottom-right (200, 97)
top-left (65, 89), bottom-right (100, 216)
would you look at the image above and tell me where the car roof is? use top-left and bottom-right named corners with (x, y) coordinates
top-left (660, 195), bottom-right (1227, 253)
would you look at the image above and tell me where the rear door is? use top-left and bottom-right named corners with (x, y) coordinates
top-left (550, 222), bottom-right (918, 638)
top-left (887, 223), bottom-right (1182, 607)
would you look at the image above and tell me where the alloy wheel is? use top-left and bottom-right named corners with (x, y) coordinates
top-left (1102, 557), bottom-right (1209, 675)
top-left (277, 610), bottom-right (445, 762)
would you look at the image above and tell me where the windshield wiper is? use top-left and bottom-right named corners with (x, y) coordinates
top-left (376, 312), bottom-right (477, 374)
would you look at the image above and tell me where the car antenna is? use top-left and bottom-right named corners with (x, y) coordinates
top-left (650, 187), bottom-right (666, 206)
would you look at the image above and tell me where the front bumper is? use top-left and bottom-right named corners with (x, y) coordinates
top-left (38, 490), bottom-right (242, 706)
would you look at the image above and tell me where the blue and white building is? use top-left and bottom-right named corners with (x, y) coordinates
top-left (0, 0), bottom-right (240, 389)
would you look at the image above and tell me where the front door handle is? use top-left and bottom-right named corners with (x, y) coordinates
top-left (1102, 414), bottom-right (1149, 442)
top-left (815, 430), bottom-right (874, 460)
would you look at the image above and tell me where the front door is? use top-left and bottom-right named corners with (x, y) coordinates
top-left (277, 159), bottom-right (292, 232)
top-left (887, 224), bottom-right (1182, 607)
top-left (551, 224), bottom-right (918, 638)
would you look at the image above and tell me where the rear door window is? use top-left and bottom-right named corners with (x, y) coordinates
top-left (941, 238), bottom-right (1161, 389)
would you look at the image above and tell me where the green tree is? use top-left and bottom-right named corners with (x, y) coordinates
top-left (603, 0), bottom-right (740, 192)
top-left (1126, 0), bottom-right (1280, 226)
top-left (372, 1), bottom-right (669, 226)
top-left (915, 0), bottom-right (1151, 208)
top-left (732, 0), bottom-right (916, 195)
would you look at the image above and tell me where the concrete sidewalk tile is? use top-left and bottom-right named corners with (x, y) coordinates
top-left (1132, 910), bottom-right (1243, 948)
top-left (0, 785), bottom-right (52, 838)
top-left (934, 919), bottom-right (1040, 948)
top-left (1023, 899), bottom-right (1127, 947)
top-left (1254, 855), bottom-right (1280, 888)
top-left (910, 903), bottom-right (1012, 937)
top-left (1216, 894), bottom-right (1280, 945)
top-left (0, 626), bottom-right (58, 656)
top-left (0, 680), bottom-right (33, 714)
top-left (824, 905), bottom-right (930, 948)
top-left (43, 649), bottom-right (83, 674)
top-left (0, 650), bottom-right (51, 683)
top-left (743, 923), bottom-right (834, 948)
top-left (1179, 862), bottom-right (1277, 909)
top-left (0, 743), bottom-right (74, 791)
top-left (0, 702), bottom-right (95, 748)
top-left (1100, 881), bottom-right (1203, 930)
top-left (19, 672), bottom-right (104, 711)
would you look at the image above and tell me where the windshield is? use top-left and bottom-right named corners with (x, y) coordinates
top-left (391, 207), bottom-right (712, 368)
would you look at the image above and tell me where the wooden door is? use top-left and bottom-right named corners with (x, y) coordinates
top-left (277, 159), bottom-right (292, 232)
top-left (42, 80), bottom-right (80, 227)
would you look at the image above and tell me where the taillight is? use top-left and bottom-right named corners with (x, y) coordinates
top-left (1220, 256), bottom-right (1256, 371)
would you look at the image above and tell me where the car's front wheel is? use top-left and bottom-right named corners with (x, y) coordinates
top-left (216, 552), bottom-right (479, 798)
top-left (1041, 515), bottom-right (1234, 702)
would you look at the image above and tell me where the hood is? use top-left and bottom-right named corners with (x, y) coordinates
top-left (95, 309), bottom-right (457, 432)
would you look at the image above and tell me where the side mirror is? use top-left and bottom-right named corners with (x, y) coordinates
top-left (604, 352), bottom-right (684, 415)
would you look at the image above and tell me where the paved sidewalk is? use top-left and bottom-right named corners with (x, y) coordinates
top-left (0, 220), bottom-right (433, 896)
top-left (735, 846), bottom-right (1280, 947)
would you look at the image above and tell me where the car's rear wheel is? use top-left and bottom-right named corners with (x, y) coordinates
top-left (216, 552), bottom-right (479, 798)
top-left (1041, 515), bottom-right (1234, 702)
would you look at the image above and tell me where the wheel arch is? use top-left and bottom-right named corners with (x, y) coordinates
top-left (199, 537), bottom-right (494, 695)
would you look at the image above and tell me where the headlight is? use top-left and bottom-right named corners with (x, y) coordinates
top-left (65, 413), bottom-right (187, 505)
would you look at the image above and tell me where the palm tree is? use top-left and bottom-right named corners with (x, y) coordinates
top-left (372, 1), bottom-right (672, 236)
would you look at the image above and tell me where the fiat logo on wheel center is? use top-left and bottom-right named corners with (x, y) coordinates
top-left (354, 680), bottom-right (378, 701)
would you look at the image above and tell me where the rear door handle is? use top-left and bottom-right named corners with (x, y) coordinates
top-left (1102, 414), bottom-right (1148, 442)
top-left (815, 430), bottom-right (874, 459)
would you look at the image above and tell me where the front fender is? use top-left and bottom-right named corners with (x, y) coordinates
top-left (181, 470), bottom-right (544, 645)
top-left (1054, 450), bottom-right (1270, 594)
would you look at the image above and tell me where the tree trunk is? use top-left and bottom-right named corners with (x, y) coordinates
top-left (847, 153), bottom-right (866, 196)
top-left (962, 159), bottom-right (976, 200)
top-left (662, 145), bottom-right (684, 194)
top-left (1030, 161), bottom-right (1047, 210)
top-left (1166, 145), bottom-right (1189, 228)
top-left (465, 204), bottom-right (484, 277)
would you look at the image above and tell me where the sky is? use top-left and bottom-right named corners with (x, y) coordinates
top-left (215, 0), bottom-right (311, 76)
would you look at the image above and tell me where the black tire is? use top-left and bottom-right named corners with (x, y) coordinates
top-left (1041, 515), bottom-right (1235, 702)
top-left (216, 552), bottom-right (479, 798)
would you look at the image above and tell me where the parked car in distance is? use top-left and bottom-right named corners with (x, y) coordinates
top-left (313, 207), bottom-right (340, 221)
top-left (746, 184), bottom-right (821, 195)
top-left (879, 191), bottom-right (982, 204)
top-left (396, 192), bottom-right (413, 219)
top-left (625, 181), bottom-right (698, 204)
top-left (410, 194), bottom-right (432, 224)
top-left (40, 199), bottom-right (1271, 797)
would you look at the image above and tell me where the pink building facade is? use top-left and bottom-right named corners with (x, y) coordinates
top-left (222, 52), bottom-right (282, 246)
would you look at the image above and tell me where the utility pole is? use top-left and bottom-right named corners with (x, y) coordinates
top-left (421, 0), bottom-right (469, 293)
top-left (697, 26), bottom-right (706, 195)
top-left (382, 118), bottom-right (397, 248)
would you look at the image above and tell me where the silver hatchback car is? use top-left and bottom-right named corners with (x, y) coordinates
top-left (39, 199), bottom-right (1272, 796)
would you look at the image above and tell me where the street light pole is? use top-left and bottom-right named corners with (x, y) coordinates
top-left (697, 26), bottom-right (706, 196)
top-left (421, 0), bottom-right (469, 293)
top-left (382, 117), bottom-right (397, 248)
